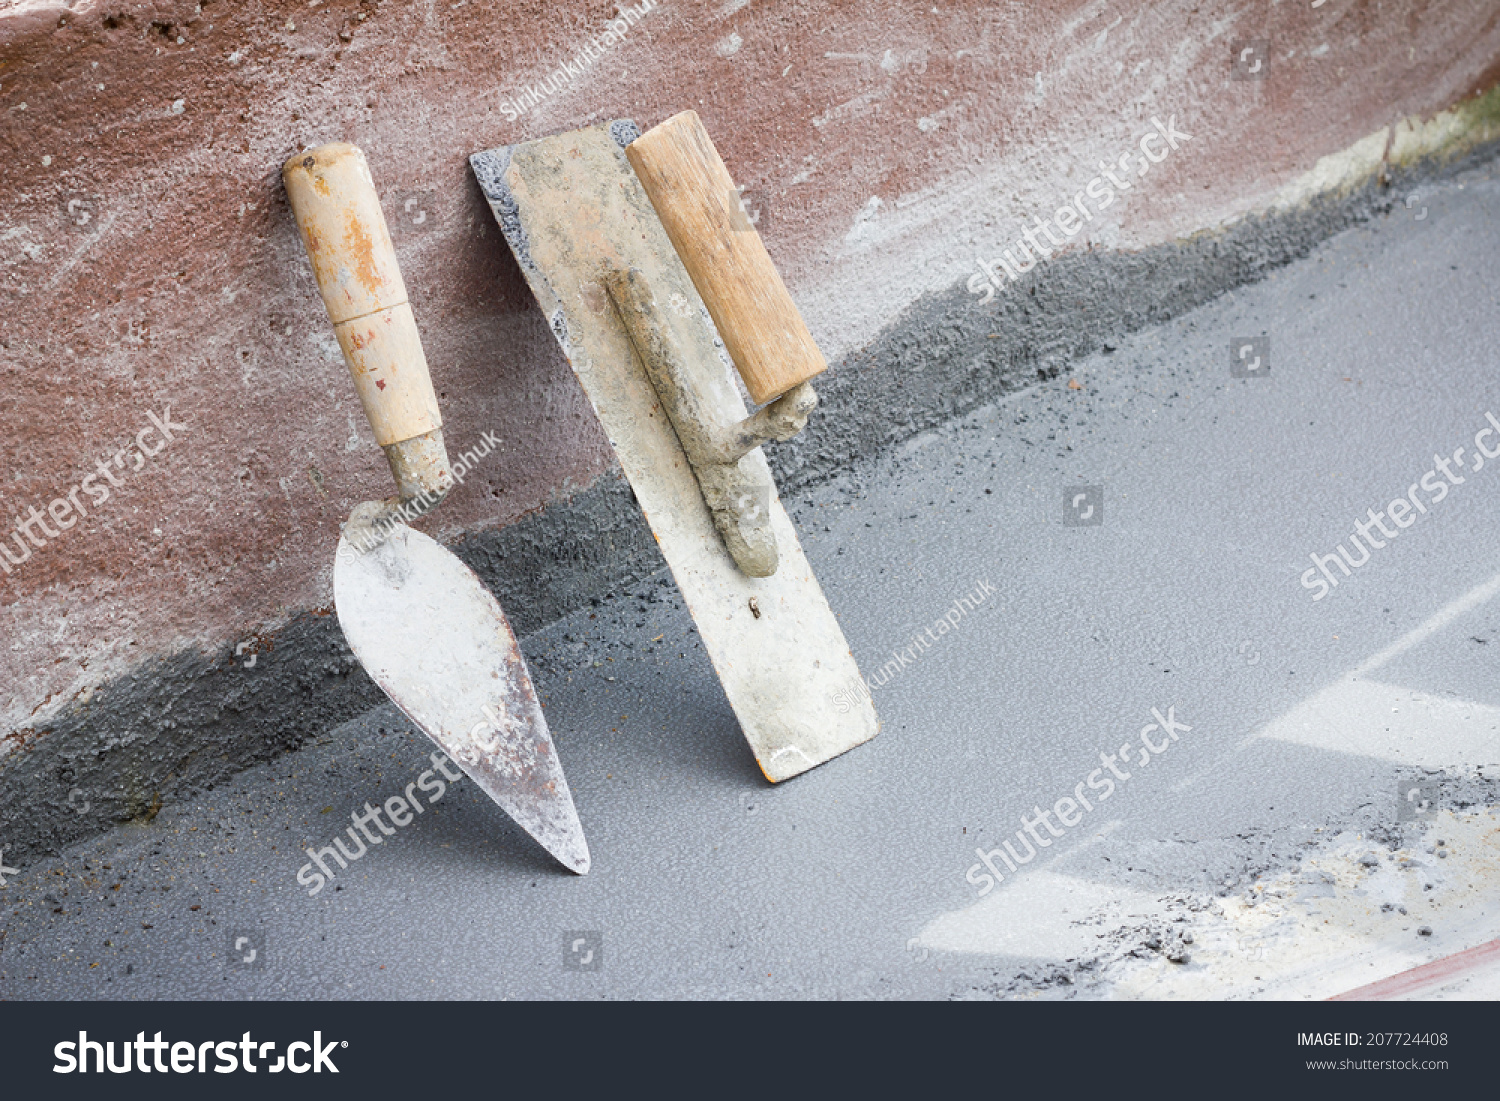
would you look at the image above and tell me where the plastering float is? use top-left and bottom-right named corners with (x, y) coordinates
top-left (470, 112), bottom-right (878, 782)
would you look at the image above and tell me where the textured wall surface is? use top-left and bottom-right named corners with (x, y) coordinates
top-left (2, 0), bottom-right (1499, 843)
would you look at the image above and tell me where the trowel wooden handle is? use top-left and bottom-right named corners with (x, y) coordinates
top-left (282, 143), bottom-right (442, 449)
top-left (626, 111), bottom-right (826, 406)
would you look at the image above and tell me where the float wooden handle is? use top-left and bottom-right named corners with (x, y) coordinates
top-left (282, 142), bottom-right (442, 449)
top-left (626, 111), bottom-right (826, 406)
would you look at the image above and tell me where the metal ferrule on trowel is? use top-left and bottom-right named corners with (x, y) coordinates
top-left (345, 429), bottom-right (454, 554)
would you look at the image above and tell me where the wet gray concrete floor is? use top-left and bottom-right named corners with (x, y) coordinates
top-left (2, 159), bottom-right (1498, 999)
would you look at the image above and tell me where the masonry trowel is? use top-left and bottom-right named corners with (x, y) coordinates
top-left (283, 142), bottom-right (589, 874)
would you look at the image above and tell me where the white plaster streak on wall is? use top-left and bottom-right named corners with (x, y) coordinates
top-left (786, 1), bottom-right (1496, 366)
top-left (791, 4), bottom-right (1226, 362)
top-left (1060, 0), bottom-right (1114, 39)
top-left (45, 212), bottom-right (117, 292)
top-left (0, 225), bottom-right (45, 265)
top-left (0, 0), bottom-right (91, 23)
top-left (811, 88), bottom-right (886, 129)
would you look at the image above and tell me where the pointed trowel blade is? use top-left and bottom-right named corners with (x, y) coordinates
top-left (333, 523), bottom-right (590, 874)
